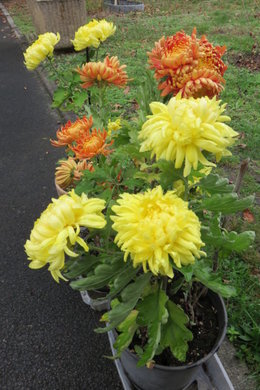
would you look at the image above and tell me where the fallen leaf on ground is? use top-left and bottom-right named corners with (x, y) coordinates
top-left (123, 86), bottom-right (130, 95)
top-left (243, 209), bottom-right (255, 223)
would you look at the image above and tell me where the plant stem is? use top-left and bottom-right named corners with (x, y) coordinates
top-left (161, 276), bottom-right (168, 292)
top-left (85, 47), bottom-right (91, 106)
top-left (46, 57), bottom-right (67, 85)
top-left (187, 282), bottom-right (195, 324)
top-left (193, 285), bottom-right (208, 308)
top-left (88, 245), bottom-right (119, 255)
top-left (212, 249), bottom-right (219, 272)
top-left (223, 158), bottom-right (249, 229)
top-left (95, 47), bottom-right (100, 62)
top-left (183, 177), bottom-right (189, 201)
top-left (234, 158), bottom-right (249, 195)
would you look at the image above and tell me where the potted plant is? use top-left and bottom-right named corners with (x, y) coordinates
top-left (24, 25), bottom-right (255, 388)
top-left (104, 0), bottom-right (144, 14)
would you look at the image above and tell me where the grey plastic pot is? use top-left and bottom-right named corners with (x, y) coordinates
top-left (118, 291), bottom-right (227, 390)
top-left (80, 289), bottom-right (109, 311)
top-left (104, 0), bottom-right (144, 13)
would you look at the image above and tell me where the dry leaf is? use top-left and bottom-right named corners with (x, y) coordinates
top-left (238, 143), bottom-right (247, 149)
top-left (146, 360), bottom-right (155, 369)
top-left (243, 209), bottom-right (255, 223)
top-left (123, 86), bottom-right (130, 95)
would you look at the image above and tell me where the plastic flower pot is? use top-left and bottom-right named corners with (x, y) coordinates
top-left (55, 179), bottom-right (68, 196)
top-left (114, 291), bottom-right (227, 390)
top-left (80, 289), bottom-right (110, 311)
top-left (104, 0), bottom-right (144, 13)
top-left (26, 0), bottom-right (87, 49)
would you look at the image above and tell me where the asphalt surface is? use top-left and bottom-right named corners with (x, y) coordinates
top-left (0, 10), bottom-right (122, 390)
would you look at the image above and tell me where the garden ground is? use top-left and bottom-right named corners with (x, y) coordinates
top-left (2, 0), bottom-right (260, 387)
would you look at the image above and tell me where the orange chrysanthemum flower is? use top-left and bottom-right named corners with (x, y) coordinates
top-left (77, 56), bottom-right (129, 89)
top-left (70, 128), bottom-right (114, 160)
top-left (148, 28), bottom-right (227, 98)
top-left (50, 116), bottom-right (93, 147)
top-left (55, 158), bottom-right (94, 189)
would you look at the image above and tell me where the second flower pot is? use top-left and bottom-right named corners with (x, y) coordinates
top-left (80, 289), bottom-right (109, 312)
top-left (115, 291), bottom-right (227, 390)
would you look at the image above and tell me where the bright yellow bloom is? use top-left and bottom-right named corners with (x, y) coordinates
top-left (111, 186), bottom-right (205, 278)
top-left (139, 95), bottom-right (238, 177)
top-left (96, 19), bottom-right (116, 42)
top-left (72, 20), bottom-right (101, 50)
top-left (107, 118), bottom-right (121, 137)
top-left (24, 32), bottom-right (60, 70)
top-left (25, 190), bottom-right (106, 282)
top-left (72, 19), bottom-right (116, 51)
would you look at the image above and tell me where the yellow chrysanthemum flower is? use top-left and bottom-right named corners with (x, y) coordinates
top-left (25, 190), bottom-right (106, 282)
top-left (24, 32), bottom-right (60, 70)
top-left (139, 95), bottom-right (238, 177)
top-left (173, 167), bottom-right (212, 196)
top-left (107, 118), bottom-right (121, 137)
top-left (72, 20), bottom-right (101, 51)
top-left (111, 186), bottom-right (205, 278)
top-left (72, 19), bottom-right (116, 51)
top-left (96, 19), bottom-right (116, 42)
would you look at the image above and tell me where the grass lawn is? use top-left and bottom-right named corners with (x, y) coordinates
top-left (6, 0), bottom-right (260, 383)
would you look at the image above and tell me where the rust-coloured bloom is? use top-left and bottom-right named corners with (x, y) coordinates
top-left (55, 158), bottom-right (94, 189)
top-left (77, 56), bottom-right (129, 89)
top-left (50, 116), bottom-right (93, 147)
top-left (148, 28), bottom-right (227, 98)
top-left (70, 128), bottom-right (114, 159)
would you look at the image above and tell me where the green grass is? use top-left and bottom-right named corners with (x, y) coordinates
top-left (9, 0), bottom-right (260, 383)
top-left (7, 4), bottom-right (35, 38)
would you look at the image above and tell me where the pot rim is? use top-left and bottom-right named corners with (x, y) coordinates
top-left (54, 179), bottom-right (68, 195)
top-left (120, 291), bottom-right (227, 372)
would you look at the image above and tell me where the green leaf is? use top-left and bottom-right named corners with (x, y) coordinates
top-left (198, 193), bottom-right (254, 215)
top-left (175, 264), bottom-right (194, 282)
top-left (72, 90), bottom-right (89, 107)
top-left (52, 87), bottom-right (70, 107)
top-left (158, 161), bottom-right (183, 191)
top-left (108, 263), bottom-right (140, 299)
top-left (62, 70), bottom-right (74, 82)
top-left (199, 174), bottom-right (234, 194)
top-left (193, 261), bottom-right (236, 298)
top-left (170, 277), bottom-right (185, 295)
top-left (113, 310), bottom-right (139, 358)
top-left (134, 171), bottom-right (160, 184)
top-left (202, 217), bottom-right (255, 252)
top-left (95, 272), bottom-right (152, 333)
top-left (64, 254), bottom-right (100, 279)
top-left (69, 256), bottom-right (125, 291)
top-left (160, 300), bottom-right (193, 362)
top-left (136, 287), bottom-right (169, 366)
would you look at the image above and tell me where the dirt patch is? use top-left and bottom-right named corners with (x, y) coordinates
top-left (230, 52), bottom-right (260, 72)
top-left (2, 0), bottom-right (28, 12)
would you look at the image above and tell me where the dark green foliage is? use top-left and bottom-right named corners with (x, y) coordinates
top-left (136, 287), bottom-right (169, 366)
top-left (96, 273), bottom-right (152, 333)
top-left (160, 300), bottom-right (193, 362)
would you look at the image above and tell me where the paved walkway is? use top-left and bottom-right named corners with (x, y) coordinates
top-left (0, 9), bottom-right (122, 390)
